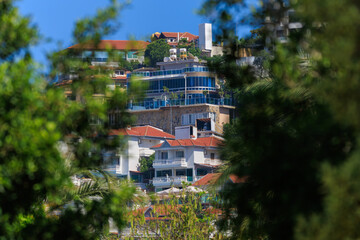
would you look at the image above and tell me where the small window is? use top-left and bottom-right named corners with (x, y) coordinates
top-left (114, 70), bottom-right (125, 76)
top-left (211, 153), bottom-right (215, 160)
top-left (176, 151), bottom-right (184, 158)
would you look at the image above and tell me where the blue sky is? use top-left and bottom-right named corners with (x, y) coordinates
top-left (16, 0), bottom-right (253, 65)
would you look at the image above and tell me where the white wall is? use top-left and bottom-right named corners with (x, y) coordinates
top-left (192, 148), bottom-right (205, 165)
top-left (139, 139), bottom-right (163, 157)
top-left (199, 23), bottom-right (212, 51)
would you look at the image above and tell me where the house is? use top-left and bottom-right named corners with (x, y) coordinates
top-left (67, 40), bottom-right (149, 63)
top-left (102, 125), bottom-right (175, 180)
top-left (151, 32), bottom-right (199, 46)
top-left (150, 126), bottom-right (223, 192)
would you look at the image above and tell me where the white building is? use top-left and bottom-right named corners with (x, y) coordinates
top-left (103, 125), bottom-right (175, 180)
top-left (151, 126), bottom-right (223, 192)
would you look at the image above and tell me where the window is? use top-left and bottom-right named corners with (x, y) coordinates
top-left (176, 169), bottom-right (186, 176)
top-left (114, 70), bottom-right (125, 76)
top-left (161, 152), bottom-right (168, 160)
top-left (157, 170), bottom-right (172, 177)
top-left (109, 114), bottom-right (115, 126)
top-left (176, 151), bottom-right (184, 158)
top-left (211, 153), bottom-right (215, 160)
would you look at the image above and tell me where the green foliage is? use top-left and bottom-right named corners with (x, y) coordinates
top-left (145, 39), bottom-right (170, 67)
top-left (0, 1), bottom-right (38, 60)
top-left (139, 154), bottom-right (154, 172)
top-left (127, 188), bottom-right (222, 239)
top-left (201, 0), bottom-right (360, 239)
top-left (0, 0), bottom-right (140, 239)
top-left (177, 38), bottom-right (201, 58)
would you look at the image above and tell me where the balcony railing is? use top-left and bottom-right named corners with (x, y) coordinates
top-left (128, 97), bottom-right (234, 111)
top-left (152, 176), bottom-right (188, 185)
top-left (128, 67), bottom-right (210, 78)
top-left (151, 175), bottom-right (205, 187)
top-left (204, 158), bottom-right (222, 166)
top-left (153, 158), bottom-right (187, 168)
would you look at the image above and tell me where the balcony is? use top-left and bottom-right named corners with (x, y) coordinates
top-left (128, 96), bottom-right (234, 111)
top-left (152, 175), bottom-right (204, 187)
top-left (139, 148), bottom-right (155, 157)
top-left (152, 176), bottom-right (189, 187)
top-left (204, 158), bottom-right (222, 166)
top-left (153, 158), bottom-right (187, 168)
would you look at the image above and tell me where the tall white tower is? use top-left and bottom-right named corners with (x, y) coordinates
top-left (199, 23), bottom-right (212, 51)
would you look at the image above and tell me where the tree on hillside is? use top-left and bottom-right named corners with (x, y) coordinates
top-left (177, 38), bottom-right (201, 58)
top-left (127, 187), bottom-right (222, 239)
top-left (0, 0), bottom-right (143, 239)
top-left (144, 39), bottom-right (170, 67)
top-left (201, 0), bottom-right (360, 239)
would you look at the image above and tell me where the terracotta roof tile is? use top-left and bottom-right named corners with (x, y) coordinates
top-left (229, 175), bottom-right (247, 183)
top-left (152, 136), bottom-right (222, 148)
top-left (68, 40), bottom-right (149, 50)
top-left (192, 173), bottom-right (247, 186)
top-left (192, 173), bottom-right (221, 186)
top-left (160, 32), bottom-right (198, 42)
top-left (109, 125), bottom-right (175, 139)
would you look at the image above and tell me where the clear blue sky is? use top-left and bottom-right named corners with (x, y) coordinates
top-left (16, 0), bottom-right (253, 66)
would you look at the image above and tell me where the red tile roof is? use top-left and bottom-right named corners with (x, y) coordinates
top-left (68, 40), bottom-right (149, 50)
top-left (192, 173), bottom-right (221, 186)
top-left (192, 173), bottom-right (247, 186)
top-left (229, 175), bottom-right (248, 184)
top-left (151, 136), bottom-right (222, 148)
top-left (160, 32), bottom-right (198, 41)
top-left (109, 125), bottom-right (175, 139)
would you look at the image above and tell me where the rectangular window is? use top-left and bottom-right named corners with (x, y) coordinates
top-left (161, 152), bottom-right (168, 160)
top-left (211, 153), bottom-right (215, 159)
top-left (156, 170), bottom-right (172, 177)
top-left (176, 169), bottom-right (186, 176)
top-left (176, 151), bottom-right (184, 158)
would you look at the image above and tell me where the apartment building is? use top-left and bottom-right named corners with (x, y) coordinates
top-left (121, 52), bottom-right (235, 135)
top-left (102, 125), bottom-right (175, 180)
top-left (150, 126), bottom-right (222, 192)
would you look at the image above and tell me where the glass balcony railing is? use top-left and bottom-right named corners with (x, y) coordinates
top-left (128, 97), bottom-right (234, 111)
top-left (128, 67), bottom-right (210, 78)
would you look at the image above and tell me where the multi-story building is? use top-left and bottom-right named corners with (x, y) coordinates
top-left (150, 126), bottom-right (222, 192)
top-left (102, 125), bottom-right (175, 181)
top-left (122, 53), bottom-right (235, 135)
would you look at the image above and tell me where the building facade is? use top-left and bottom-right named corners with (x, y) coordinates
top-left (102, 125), bottom-right (175, 180)
top-left (150, 127), bottom-right (222, 192)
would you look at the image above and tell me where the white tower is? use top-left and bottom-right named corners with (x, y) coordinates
top-left (199, 23), bottom-right (212, 51)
